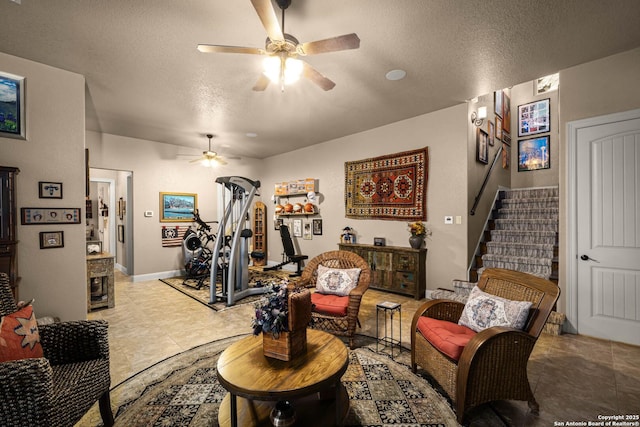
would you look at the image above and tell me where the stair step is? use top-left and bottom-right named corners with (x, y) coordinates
top-left (494, 219), bottom-right (558, 232)
top-left (497, 208), bottom-right (559, 219)
top-left (489, 230), bottom-right (557, 245)
top-left (485, 242), bottom-right (555, 258)
top-left (500, 197), bottom-right (559, 209)
top-left (477, 262), bottom-right (552, 279)
top-left (482, 254), bottom-right (552, 267)
top-left (500, 188), bottom-right (559, 199)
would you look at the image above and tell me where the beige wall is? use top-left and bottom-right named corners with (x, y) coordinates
top-left (557, 47), bottom-right (640, 316)
top-left (466, 93), bottom-right (511, 262)
top-left (260, 104), bottom-right (470, 290)
top-left (0, 52), bottom-right (87, 321)
top-left (85, 131), bottom-right (263, 279)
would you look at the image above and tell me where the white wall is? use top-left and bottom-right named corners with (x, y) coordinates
top-left (0, 52), bottom-right (87, 320)
top-left (260, 104), bottom-right (470, 290)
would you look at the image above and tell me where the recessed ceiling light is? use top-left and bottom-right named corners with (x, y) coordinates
top-left (385, 69), bottom-right (406, 81)
top-left (246, 132), bottom-right (258, 138)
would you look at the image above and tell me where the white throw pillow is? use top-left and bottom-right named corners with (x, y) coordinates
top-left (316, 264), bottom-right (361, 296)
top-left (458, 286), bottom-right (532, 332)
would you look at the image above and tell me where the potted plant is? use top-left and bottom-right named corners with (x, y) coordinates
top-left (408, 222), bottom-right (432, 249)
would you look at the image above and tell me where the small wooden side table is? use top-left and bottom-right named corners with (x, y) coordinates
top-left (86, 253), bottom-right (115, 312)
top-left (217, 329), bottom-right (349, 426)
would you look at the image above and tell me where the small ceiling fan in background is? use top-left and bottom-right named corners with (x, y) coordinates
top-left (197, 0), bottom-right (360, 91)
top-left (188, 134), bottom-right (239, 167)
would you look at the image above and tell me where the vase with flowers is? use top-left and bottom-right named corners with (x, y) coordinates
top-left (252, 280), bottom-right (311, 361)
top-left (408, 222), bottom-right (431, 249)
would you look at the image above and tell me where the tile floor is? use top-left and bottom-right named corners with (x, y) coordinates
top-left (85, 271), bottom-right (640, 426)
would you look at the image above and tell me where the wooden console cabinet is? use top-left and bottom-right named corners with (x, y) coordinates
top-left (339, 243), bottom-right (427, 300)
top-left (87, 253), bottom-right (115, 311)
top-left (0, 166), bottom-right (19, 300)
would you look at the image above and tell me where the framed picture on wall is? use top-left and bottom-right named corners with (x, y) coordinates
top-left (292, 219), bottom-right (302, 237)
top-left (518, 136), bottom-right (550, 172)
top-left (303, 222), bottom-right (312, 240)
top-left (494, 89), bottom-right (503, 118)
top-left (518, 98), bottom-right (550, 137)
top-left (476, 128), bottom-right (489, 164)
top-left (0, 71), bottom-right (26, 140)
top-left (488, 121), bottom-right (495, 146)
top-left (502, 90), bottom-right (511, 133)
top-left (159, 192), bottom-right (197, 222)
top-left (312, 218), bottom-right (323, 235)
top-left (502, 142), bottom-right (510, 169)
top-left (274, 218), bottom-right (283, 230)
top-left (495, 117), bottom-right (503, 141)
top-left (21, 207), bottom-right (81, 224)
top-left (39, 181), bottom-right (63, 199)
top-left (39, 231), bottom-right (64, 249)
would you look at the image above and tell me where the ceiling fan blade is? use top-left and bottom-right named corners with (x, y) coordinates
top-left (216, 158), bottom-right (228, 166)
top-left (302, 61), bottom-right (336, 91)
top-left (189, 157), bottom-right (205, 163)
top-left (300, 33), bottom-right (360, 55)
top-left (197, 44), bottom-right (263, 55)
top-left (252, 74), bottom-right (271, 91)
top-left (251, 0), bottom-right (284, 42)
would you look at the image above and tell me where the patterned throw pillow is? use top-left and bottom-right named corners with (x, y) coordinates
top-left (315, 264), bottom-right (361, 296)
top-left (458, 286), bottom-right (532, 333)
top-left (0, 304), bottom-right (44, 362)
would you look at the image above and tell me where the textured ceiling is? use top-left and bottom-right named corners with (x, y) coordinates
top-left (1, 0), bottom-right (640, 160)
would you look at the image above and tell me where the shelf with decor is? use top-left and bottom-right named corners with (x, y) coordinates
top-left (338, 243), bottom-right (427, 300)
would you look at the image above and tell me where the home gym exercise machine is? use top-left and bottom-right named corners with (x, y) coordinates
top-left (209, 176), bottom-right (262, 306)
top-left (181, 209), bottom-right (219, 289)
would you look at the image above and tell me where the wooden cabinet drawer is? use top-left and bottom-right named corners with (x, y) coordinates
top-left (88, 258), bottom-right (113, 277)
top-left (393, 271), bottom-right (417, 294)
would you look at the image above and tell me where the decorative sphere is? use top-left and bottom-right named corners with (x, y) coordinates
top-left (293, 203), bottom-right (303, 213)
top-left (284, 203), bottom-right (294, 213)
top-left (275, 204), bottom-right (284, 213)
top-left (304, 203), bottom-right (315, 213)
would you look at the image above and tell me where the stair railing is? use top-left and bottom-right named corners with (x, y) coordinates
top-left (470, 144), bottom-right (503, 216)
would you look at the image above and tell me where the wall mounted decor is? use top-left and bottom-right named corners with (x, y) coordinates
top-left (21, 207), bottom-right (81, 225)
top-left (476, 128), bottom-right (489, 164)
top-left (303, 221), bottom-right (312, 240)
top-left (118, 225), bottom-right (125, 243)
top-left (518, 136), bottom-right (550, 172)
top-left (118, 197), bottom-right (126, 220)
top-left (159, 192), bottom-right (197, 222)
top-left (0, 71), bottom-right (26, 140)
top-left (312, 218), bottom-right (322, 235)
top-left (488, 121), bottom-right (495, 146)
top-left (502, 90), bottom-right (511, 133)
top-left (494, 89), bottom-right (503, 118)
top-left (495, 117), bottom-right (503, 141)
top-left (345, 147), bottom-right (428, 221)
top-left (160, 225), bottom-right (190, 247)
top-left (518, 98), bottom-right (550, 137)
top-left (38, 181), bottom-right (63, 199)
top-left (274, 218), bottom-right (283, 230)
top-left (293, 219), bottom-right (302, 237)
top-left (39, 231), bottom-right (64, 249)
top-left (502, 142), bottom-right (511, 169)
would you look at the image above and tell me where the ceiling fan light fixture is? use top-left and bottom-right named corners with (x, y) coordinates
top-left (263, 55), bottom-right (303, 85)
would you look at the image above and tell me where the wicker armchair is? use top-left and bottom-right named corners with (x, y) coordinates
top-left (0, 273), bottom-right (114, 427)
top-left (410, 268), bottom-right (559, 424)
top-left (295, 250), bottom-right (371, 349)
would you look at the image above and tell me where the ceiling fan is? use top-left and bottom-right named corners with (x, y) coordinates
top-left (197, 0), bottom-right (360, 91)
top-left (189, 134), bottom-right (235, 167)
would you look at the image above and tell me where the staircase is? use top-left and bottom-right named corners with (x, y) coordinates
top-left (471, 186), bottom-right (559, 283)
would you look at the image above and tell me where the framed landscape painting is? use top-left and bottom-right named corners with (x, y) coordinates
top-left (0, 71), bottom-right (26, 139)
top-left (159, 192), bottom-right (197, 222)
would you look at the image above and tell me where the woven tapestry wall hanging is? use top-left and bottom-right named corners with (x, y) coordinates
top-left (345, 147), bottom-right (428, 220)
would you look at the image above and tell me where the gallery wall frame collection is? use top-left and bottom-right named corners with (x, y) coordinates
top-left (518, 98), bottom-right (550, 137)
top-left (0, 71), bottom-right (26, 140)
top-left (21, 207), bottom-right (81, 225)
top-left (518, 135), bottom-right (550, 172)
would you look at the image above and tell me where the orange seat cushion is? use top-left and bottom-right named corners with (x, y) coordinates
top-left (416, 316), bottom-right (476, 361)
top-left (311, 292), bottom-right (349, 317)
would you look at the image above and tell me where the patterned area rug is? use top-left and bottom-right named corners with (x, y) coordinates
top-left (159, 266), bottom-right (292, 311)
top-left (82, 335), bottom-right (459, 426)
top-left (345, 147), bottom-right (428, 220)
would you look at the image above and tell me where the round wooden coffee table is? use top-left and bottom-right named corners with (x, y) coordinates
top-left (217, 329), bottom-right (349, 426)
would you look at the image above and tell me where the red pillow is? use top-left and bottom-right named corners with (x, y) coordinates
top-left (0, 304), bottom-right (44, 362)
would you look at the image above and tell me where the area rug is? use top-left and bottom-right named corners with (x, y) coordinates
top-left (81, 335), bottom-right (459, 427)
top-left (159, 266), bottom-right (292, 311)
top-left (345, 147), bottom-right (428, 221)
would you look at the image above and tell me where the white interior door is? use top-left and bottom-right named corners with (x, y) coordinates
top-left (574, 114), bottom-right (640, 345)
